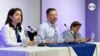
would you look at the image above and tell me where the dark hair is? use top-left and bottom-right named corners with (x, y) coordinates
top-left (5, 8), bottom-right (23, 27)
top-left (46, 8), bottom-right (56, 15)
top-left (70, 21), bottom-right (81, 30)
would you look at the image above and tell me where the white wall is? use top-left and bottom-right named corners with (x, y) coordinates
top-left (42, 0), bottom-right (85, 37)
top-left (0, 0), bottom-right (40, 31)
top-left (0, 0), bottom-right (85, 37)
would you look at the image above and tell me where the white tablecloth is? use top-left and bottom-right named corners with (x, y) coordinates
top-left (0, 47), bottom-right (70, 56)
top-left (89, 42), bottom-right (100, 56)
top-left (0, 42), bottom-right (100, 56)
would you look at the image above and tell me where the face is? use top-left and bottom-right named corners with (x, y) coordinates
top-left (72, 26), bottom-right (80, 33)
top-left (47, 10), bottom-right (57, 24)
top-left (10, 10), bottom-right (22, 25)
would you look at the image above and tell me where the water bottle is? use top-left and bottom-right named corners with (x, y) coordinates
top-left (22, 38), bottom-right (27, 47)
top-left (91, 32), bottom-right (95, 42)
top-left (33, 36), bottom-right (38, 47)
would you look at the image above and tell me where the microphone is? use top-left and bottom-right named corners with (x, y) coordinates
top-left (64, 24), bottom-right (82, 43)
top-left (28, 26), bottom-right (36, 33)
top-left (27, 26), bottom-right (37, 41)
top-left (64, 24), bottom-right (72, 56)
top-left (64, 24), bottom-right (70, 30)
top-left (64, 24), bottom-right (75, 43)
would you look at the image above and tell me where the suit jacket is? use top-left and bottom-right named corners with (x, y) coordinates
top-left (0, 24), bottom-right (27, 47)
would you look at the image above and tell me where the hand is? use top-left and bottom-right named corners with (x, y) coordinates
top-left (64, 39), bottom-right (74, 42)
top-left (85, 38), bottom-right (91, 42)
top-left (69, 39), bottom-right (75, 42)
top-left (80, 38), bottom-right (85, 42)
top-left (44, 40), bottom-right (54, 44)
top-left (75, 38), bottom-right (85, 43)
top-left (74, 38), bottom-right (81, 43)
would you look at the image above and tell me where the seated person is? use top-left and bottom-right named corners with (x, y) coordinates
top-left (0, 8), bottom-right (33, 47)
top-left (36, 8), bottom-right (64, 46)
top-left (63, 21), bottom-right (85, 43)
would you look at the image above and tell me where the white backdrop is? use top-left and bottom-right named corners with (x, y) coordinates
top-left (0, 0), bottom-right (86, 38)
top-left (0, 0), bottom-right (40, 31)
top-left (42, 0), bottom-right (85, 37)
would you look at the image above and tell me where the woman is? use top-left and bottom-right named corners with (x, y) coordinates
top-left (63, 21), bottom-right (85, 43)
top-left (0, 8), bottom-right (33, 47)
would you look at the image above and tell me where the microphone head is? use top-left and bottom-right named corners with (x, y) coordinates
top-left (64, 24), bottom-right (66, 26)
top-left (28, 26), bottom-right (34, 32)
top-left (28, 26), bottom-right (31, 28)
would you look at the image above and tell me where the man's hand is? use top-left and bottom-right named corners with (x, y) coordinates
top-left (64, 38), bottom-right (74, 42)
top-left (70, 39), bottom-right (75, 42)
top-left (75, 38), bottom-right (85, 43)
top-left (44, 40), bottom-right (54, 44)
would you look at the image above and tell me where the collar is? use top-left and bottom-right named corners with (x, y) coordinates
top-left (71, 30), bottom-right (74, 34)
top-left (46, 20), bottom-right (57, 28)
top-left (70, 30), bottom-right (78, 35)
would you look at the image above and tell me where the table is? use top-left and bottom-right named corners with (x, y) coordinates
top-left (47, 42), bottom-right (96, 56)
top-left (0, 47), bottom-right (70, 56)
top-left (88, 42), bottom-right (100, 56)
top-left (0, 42), bottom-right (100, 56)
